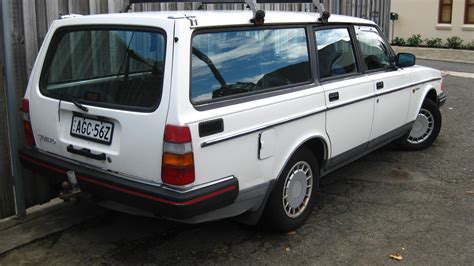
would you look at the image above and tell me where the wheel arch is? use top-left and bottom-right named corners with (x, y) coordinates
top-left (274, 135), bottom-right (329, 185)
top-left (424, 88), bottom-right (438, 105)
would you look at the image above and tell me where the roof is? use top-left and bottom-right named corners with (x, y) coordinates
top-left (59, 10), bottom-right (376, 28)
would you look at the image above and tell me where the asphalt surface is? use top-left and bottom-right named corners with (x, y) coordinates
top-left (0, 60), bottom-right (473, 265)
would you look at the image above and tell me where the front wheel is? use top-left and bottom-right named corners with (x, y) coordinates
top-left (260, 147), bottom-right (319, 232)
top-left (396, 99), bottom-right (442, 151)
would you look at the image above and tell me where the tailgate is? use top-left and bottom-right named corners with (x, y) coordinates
top-left (28, 19), bottom-right (175, 184)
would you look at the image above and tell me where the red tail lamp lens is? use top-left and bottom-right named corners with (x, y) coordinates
top-left (164, 125), bottom-right (192, 143)
top-left (162, 165), bottom-right (195, 186)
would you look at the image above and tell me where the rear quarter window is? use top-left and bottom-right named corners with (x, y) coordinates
top-left (40, 27), bottom-right (166, 111)
top-left (191, 27), bottom-right (312, 104)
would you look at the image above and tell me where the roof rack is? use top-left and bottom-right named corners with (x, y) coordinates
top-left (126, 0), bottom-right (330, 25)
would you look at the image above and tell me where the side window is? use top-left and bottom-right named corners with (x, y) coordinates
top-left (191, 28), bottom-right (311, 104)
top-left (355, 26), bottom-right (391, 71)
top-left (315, 28), bottom-right (358, 79)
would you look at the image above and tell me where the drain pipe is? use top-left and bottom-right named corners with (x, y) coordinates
top-left (1, 0), bottom-right (26, 219)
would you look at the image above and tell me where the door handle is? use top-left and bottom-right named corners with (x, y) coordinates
top-left (328, 92), bottom-right (339, 102)
top-left (67, 145), bottom-right (106, 161)
top-left (376, 81), bottom-right (384, 90)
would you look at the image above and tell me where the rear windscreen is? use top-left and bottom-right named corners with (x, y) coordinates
top-left (40, 28), bottom-right (166, 111)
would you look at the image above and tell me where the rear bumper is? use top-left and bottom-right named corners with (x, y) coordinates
top-left (438, 92), bottom-right (447, 108)
top-left (19, 148), bottom-right (239, 219)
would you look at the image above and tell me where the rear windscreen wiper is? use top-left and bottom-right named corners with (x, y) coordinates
top-left (58, 93), bottom-right (89, 112)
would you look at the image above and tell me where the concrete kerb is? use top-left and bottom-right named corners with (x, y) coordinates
top-left (0, 198), bottom-right (106, 255)
top-left (393, 46), bottom-right (474, 64)
top-left (0, 198), bottom-right (65, 232)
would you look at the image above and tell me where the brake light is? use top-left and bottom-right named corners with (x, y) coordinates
top-left (162, 125), bottom-right (195, 186)
top-left (20, 98), bottom-right (29, 113)
top-left (164, 125), bottom-right (192, 143)
top-left (440, 80), bottom-right (444, 92)
top-left (20, 98), bottom-right (36, 146)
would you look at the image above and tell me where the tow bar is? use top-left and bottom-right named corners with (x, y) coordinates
top-left (59, 170), bottom-right (82, 201)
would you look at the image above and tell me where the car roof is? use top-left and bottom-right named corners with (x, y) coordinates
top-left (62, 10), bottom-right (376, 28)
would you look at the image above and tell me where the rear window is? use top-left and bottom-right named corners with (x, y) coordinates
top-left (191, 28), bottom-right (311, 104)
top-left (40, 27), bottom-right (166, 111)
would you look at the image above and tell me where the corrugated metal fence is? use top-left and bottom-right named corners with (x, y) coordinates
top-left (0, 0), bottom-right (390, 219)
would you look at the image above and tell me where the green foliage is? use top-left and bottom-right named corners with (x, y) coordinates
top-left (425, 37), bottom-right (443, 48)
top-left (446, 36), bottom-right (463, 49)
top-left (391, 37), bottom-right (406, 46)
top-left (407, 34), bottom-right (423, 47)
top-left (462, 40), bottom-right (474, 50)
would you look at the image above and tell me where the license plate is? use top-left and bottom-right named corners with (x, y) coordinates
top-left (70, 115), bottom-right (114, 145)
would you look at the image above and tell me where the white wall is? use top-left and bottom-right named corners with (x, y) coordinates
top-left (391, 0), bottom-right (473, 43)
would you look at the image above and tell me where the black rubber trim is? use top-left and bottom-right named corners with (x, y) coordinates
top-left (19, 148), bottom-right (239, 219)
top-left (322, 121), bottom-right (415, 174)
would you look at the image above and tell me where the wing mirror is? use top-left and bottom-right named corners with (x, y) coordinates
top-left (395, 53), bottom-right (416, 68)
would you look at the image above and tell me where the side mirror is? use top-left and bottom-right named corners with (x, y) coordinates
top-left (395, 53), bottom-right (416, 68)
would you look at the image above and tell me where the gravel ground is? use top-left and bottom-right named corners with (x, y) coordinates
top-left (0, 61), bottom-right (472, 265)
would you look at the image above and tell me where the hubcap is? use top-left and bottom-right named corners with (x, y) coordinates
top-left (407, 108), bottom-right (434, 144)
top-left (282, 161), bottom-right (313, 218)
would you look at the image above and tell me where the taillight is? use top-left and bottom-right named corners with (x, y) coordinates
top-left (440, 80), bottom-right (445, 92)
top-left (20, 98), bottom-right (35, 146)
top-left (162, 125), bottom-right (195, 186)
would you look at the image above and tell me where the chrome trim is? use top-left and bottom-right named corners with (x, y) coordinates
top-left (200, 77), bottom-right (442, 148)
top-left (160, 176), bottom-right (236, 194)
top-left (33, 148), bottom-right (236, 193)
top-left (47, 72), bottom-right (153, 90)
top-left (201, 107), bottom-right (327, 148)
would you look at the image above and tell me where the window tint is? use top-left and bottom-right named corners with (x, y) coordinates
top-left (41, 29), bottom-right (166, 110)
top-left (355, 26), bottom-right (391, 71)
top-left (315, 28), bottom-right (358, 79)
top-left (191, 28), bottom-right (311, 103)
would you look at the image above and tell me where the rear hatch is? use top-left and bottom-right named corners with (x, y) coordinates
top-left (28, 19), bottom-right (174, 184)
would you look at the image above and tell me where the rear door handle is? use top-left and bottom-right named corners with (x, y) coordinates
top-left (376, 81), bottom-right (384, 90)
top-left (328, 92), bottom-right (339, 102)
top-left (67, 145), bottom-right (106, 161)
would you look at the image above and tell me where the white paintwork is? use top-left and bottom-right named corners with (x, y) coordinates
top-left (370, 69), bottom-right (413, 139)
top-left (26, 16), bottom-right (175, 184)
top-left (322, 75), bottom-right (375, 157)
top-left (24, 10), bottom-right (443, 221)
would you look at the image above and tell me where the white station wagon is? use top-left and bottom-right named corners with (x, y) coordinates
top-left (19, 0), bottom-right (446, 231)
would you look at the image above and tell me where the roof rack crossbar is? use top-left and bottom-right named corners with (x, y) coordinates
top-left (127, 0), bottom-right (330, 23)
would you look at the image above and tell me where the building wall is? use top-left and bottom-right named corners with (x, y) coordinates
top-left (391, 0), bottom-right (474, 43)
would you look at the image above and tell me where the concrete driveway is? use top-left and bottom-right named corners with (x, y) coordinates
top-left (0, 59), bottom-right (473, 265)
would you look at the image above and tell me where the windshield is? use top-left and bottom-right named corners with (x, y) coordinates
top-left (40, 28), bottom-right (166, 111)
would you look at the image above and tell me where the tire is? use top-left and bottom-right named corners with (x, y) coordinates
top-left (396, 99), bottom-right (442, 151)
top-left (260, 147), bottom-right (319, 232)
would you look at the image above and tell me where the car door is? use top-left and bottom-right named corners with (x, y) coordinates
top-left (353, 25), bottom-right (413, 148)
top-left (314, 26), bottom-right (376, 168)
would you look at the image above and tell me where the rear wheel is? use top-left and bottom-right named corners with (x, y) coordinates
top-left (396, 99), bottom-right (442, 151)
top-left (260, 147), bottom-right (319, 232)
